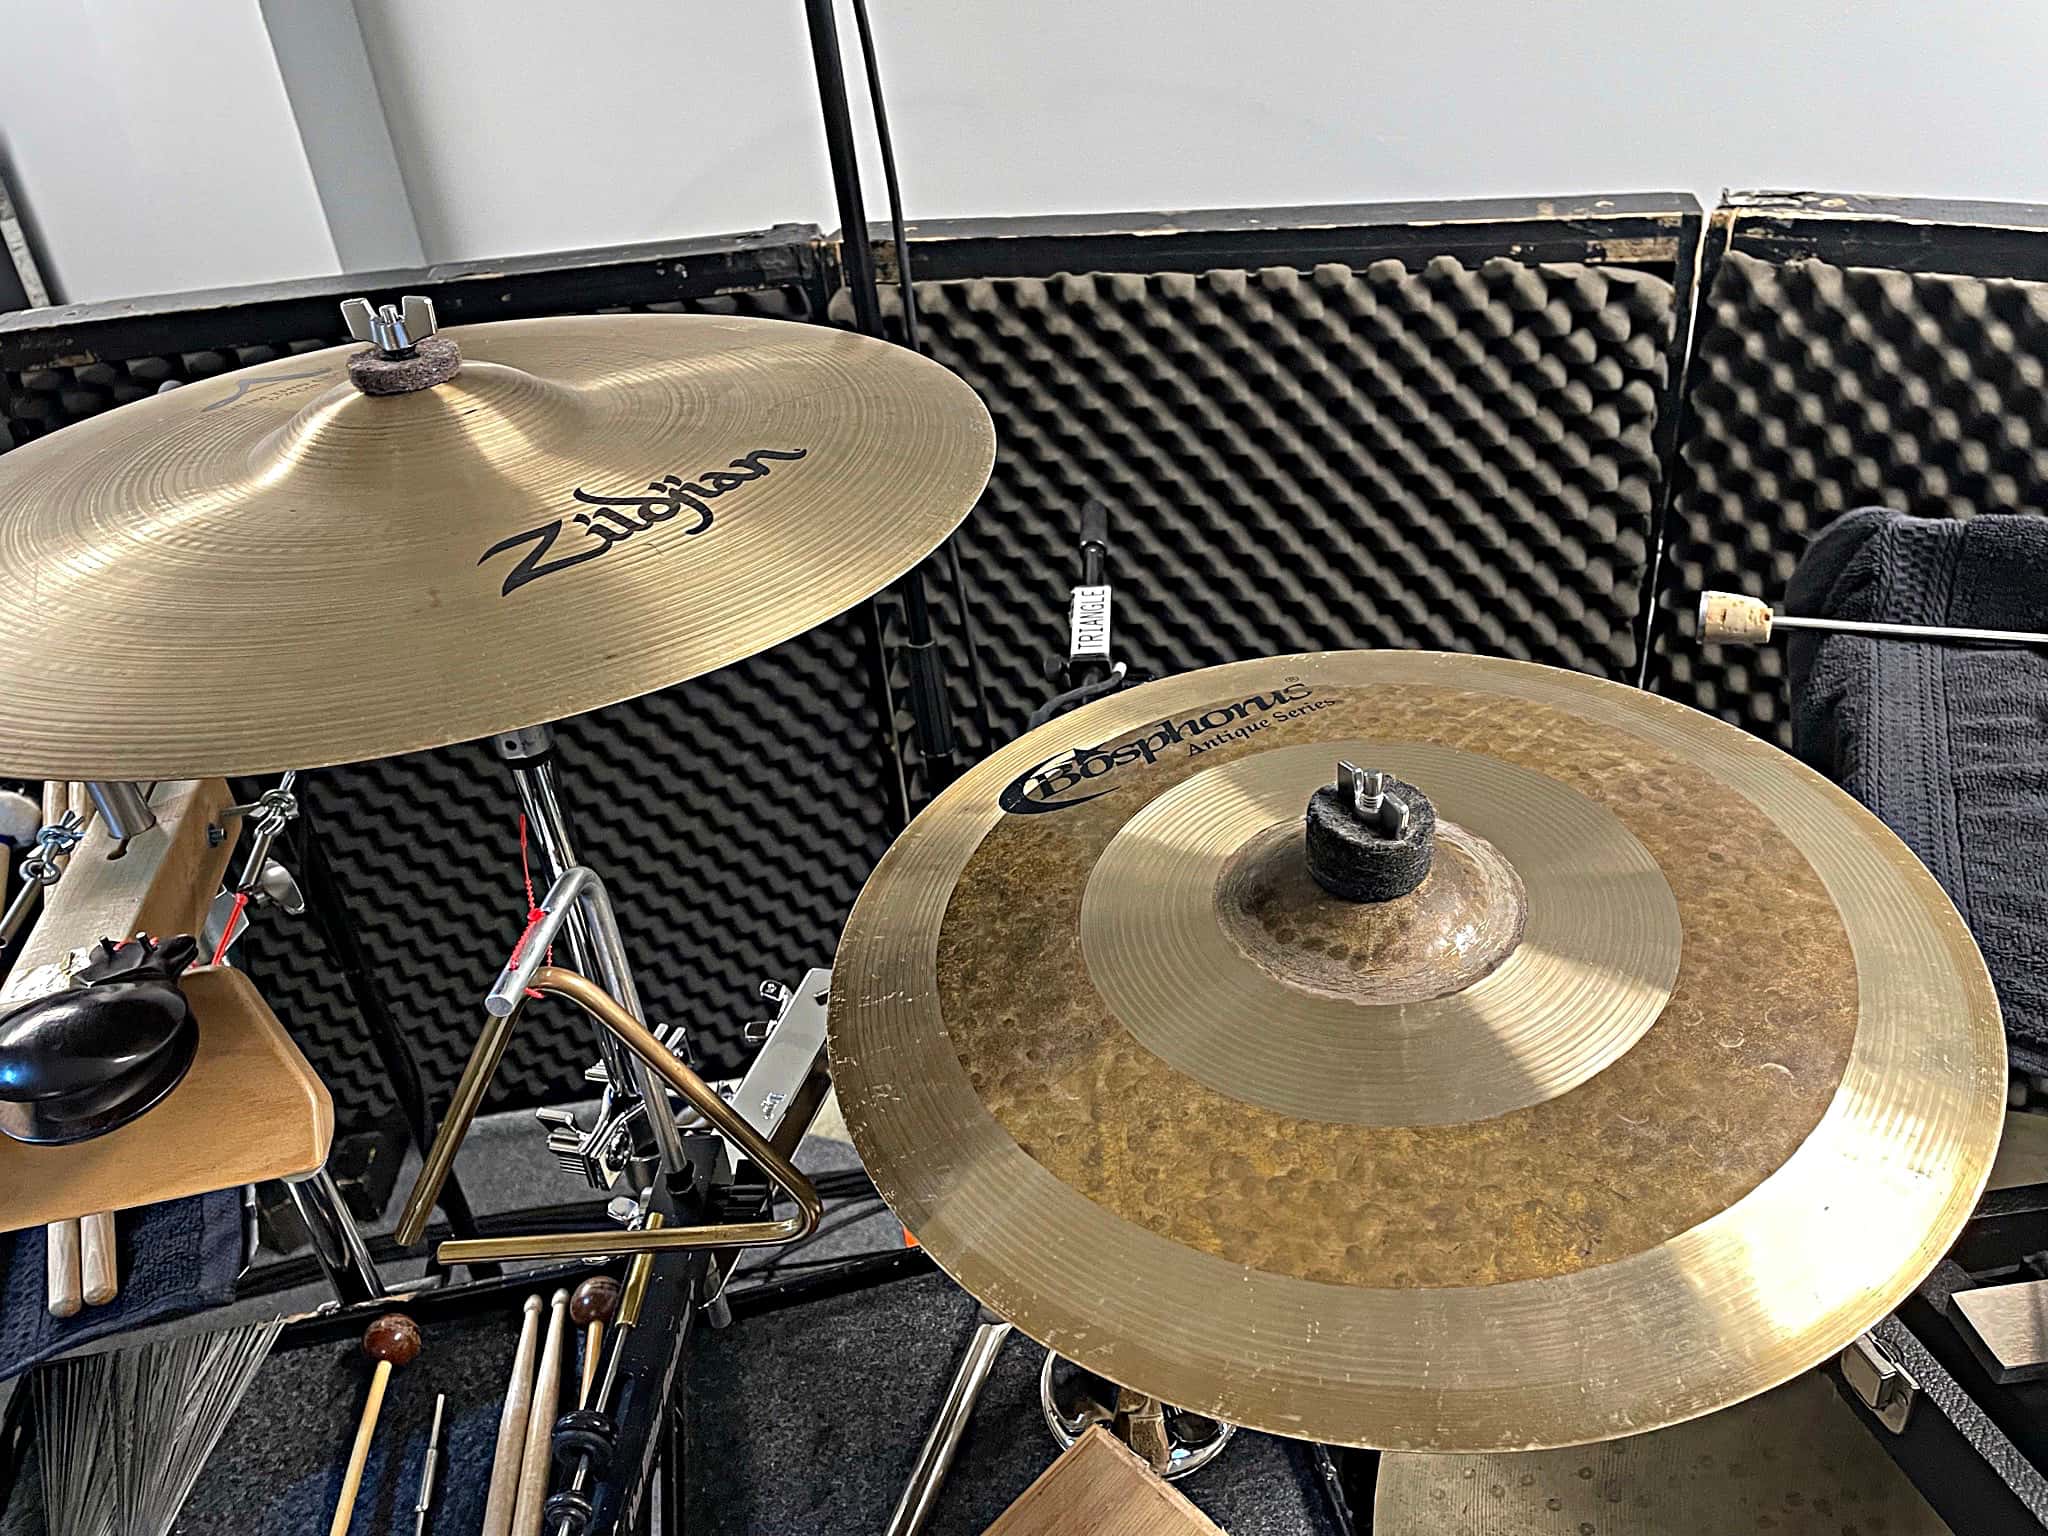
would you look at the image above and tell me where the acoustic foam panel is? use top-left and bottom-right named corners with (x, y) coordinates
top-left (3, 246), bottom-right (1678, 1124)
top-left (0, 290), bottom-right (894, 1118)
top-left (844, 256), bottom-right (1677, 753)
top-left (1647, 247), bottom-right (2048, 742)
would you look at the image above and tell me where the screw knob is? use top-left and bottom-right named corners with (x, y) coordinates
top-left (341, 294), bottom-right (439, 358)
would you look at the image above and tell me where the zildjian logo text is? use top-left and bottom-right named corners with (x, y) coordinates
top-left (477, 447), bottom-right (808, 597)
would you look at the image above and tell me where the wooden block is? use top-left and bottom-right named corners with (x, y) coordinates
top-left (1954, 1279), bottom-right (2048, 1384)
top-left (982, 1427), bottom-right (1222, 1536)
top-left (2, 778), bottom-right (239, 1005)
top-left (0, 965), bottom-right (331, 1232)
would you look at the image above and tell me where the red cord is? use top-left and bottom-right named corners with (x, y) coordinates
top-left (209, 891), bottom-right (249, 966)
top-left (511, 813), bottom-right (549, 998)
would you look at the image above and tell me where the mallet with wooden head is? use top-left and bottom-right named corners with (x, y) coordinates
top-left (329, 1313), bottom-right (421, 1536)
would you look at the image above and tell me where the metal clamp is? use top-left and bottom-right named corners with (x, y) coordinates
top-left (18, 813), bottom-right (85, 887)
top-left (395, 868), bottom-right (823, 1263)
top-left (536, 1096), bottom-right (646, 1190)
top-left (1840, 1331), bottom-right (1917, 1433)
top-left (0, 811), bottom-right (91, 954)
top-left (203, 772), bottom-right (304, 959)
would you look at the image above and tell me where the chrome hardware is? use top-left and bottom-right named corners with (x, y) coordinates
top-left (536, 1100), bottom-right (639, 1191)
top-left (1338, 761), bottom-right (1408, 837)
top-left (84, 781), bottom-right (157, 843)
top-left (341, 294), bottom-right (438, 357)
top-left (1841, 1332), bottom-right (1917, 1432)
top-left (0, 811), bottom-right (90, 952)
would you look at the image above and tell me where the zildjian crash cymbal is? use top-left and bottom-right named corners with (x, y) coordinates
top-left (828, 650), bottom-right (2005, 1452)
top-left (0, 313), bottom-right (993, 780)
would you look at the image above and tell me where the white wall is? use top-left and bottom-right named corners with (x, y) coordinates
top-left (10, 0), bottom-right (2048, 300)
top-left (352, 0), bottom-right (2048, 263)
top-left (0, 0), bottom-right (336, 302)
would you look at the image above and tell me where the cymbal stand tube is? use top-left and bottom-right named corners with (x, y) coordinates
top-left (285, 1166), bottom-right (385, 1306)
top-left (884, 1308), bottom-right (1012, 1536)
top-left (496, 726), bottom-right (686, 1183)
top-left (83, 781), bottom-right (156, 844)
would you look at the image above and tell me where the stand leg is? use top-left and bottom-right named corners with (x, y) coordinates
top-left (496, 727), bottom-right (687, 1180)
top-left (885, 1308), bottom-right (1012, 1536)
top-left (287, 1167), bottom-right (384, 1306)
top-left (287, 807), bottom-right (496, 1275)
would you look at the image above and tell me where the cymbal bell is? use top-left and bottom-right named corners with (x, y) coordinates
top-left (0, 313), bottom-right (994, 780)
top-left (829, 650), bottom-right (2006, 1452)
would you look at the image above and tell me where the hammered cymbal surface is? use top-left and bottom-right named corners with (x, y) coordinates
top-left (828, 651), bottom-right (2006, 1452)
top-left (0, 313), bottom-right (994, 779)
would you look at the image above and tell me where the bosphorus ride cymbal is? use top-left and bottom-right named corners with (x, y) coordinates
top-left (0, 312), bottom-right (994, 780)
top-left (828, 650), bottom-right (2005, 1452)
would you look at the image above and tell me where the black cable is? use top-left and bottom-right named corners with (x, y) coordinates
top-left (742, 1195), bottom-right (888, 1279)
top-left (849, 0), bottom-right (995, 754)
top-left (736, 1248), bottom-right (902, 1277)
top-left (1028, 662), bottom-right (1130, 729)
top-left (847, 0), bottom-right (919, 353)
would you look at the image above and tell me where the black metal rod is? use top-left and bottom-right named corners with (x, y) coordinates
top-left (284, 806), bottom-right (497, 1275)
top-left (805, 0), bottom-right (883, 340)
top-left (804, 0), bottom-right (957, 792)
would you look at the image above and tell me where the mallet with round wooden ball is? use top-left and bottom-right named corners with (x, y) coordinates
top-left (571, 1275), bottom-right (622, 1409)
top-left (329, 1313), bottom-right (422, 1536)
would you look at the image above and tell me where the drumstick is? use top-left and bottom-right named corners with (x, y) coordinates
top-left (60, 785), bottom-right (120, 1309)
top-left (79, 1211), bottom-right (117, 1306)
top-left (481, 1294), bottom-right (544, 1536)
top-left (510, 1288), bottom-right (569, 1536)
top-left (570, 1276), bottom-right (622, 1410)
top-left (329, 1313), bottom-right (422, 1536)
top-left (32, 785), bottom-right (113, 1316)
top-left (45, 1218), bottom-right (81, 1318)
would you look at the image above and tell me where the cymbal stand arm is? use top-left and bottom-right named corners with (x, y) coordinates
top-left (496, 726), bottom-right (686, 1185)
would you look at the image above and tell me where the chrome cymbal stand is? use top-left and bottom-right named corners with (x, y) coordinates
top-left (493, 724), bottom-right (686, 1191)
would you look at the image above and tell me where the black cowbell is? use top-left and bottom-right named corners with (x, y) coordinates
top-left (0, 933), bottom-right (201, 1145)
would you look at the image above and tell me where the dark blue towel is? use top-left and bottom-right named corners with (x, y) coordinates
top-left (0, 1190), bottom-right (244, 1381)
top-left (1787, 508), bottom-right (2048, 1072)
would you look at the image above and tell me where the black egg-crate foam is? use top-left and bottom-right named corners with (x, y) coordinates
top-left (229, 606), bottom-right (895, 1114)
top-left (840, 256), bottom-right (1675, 758)
top-left (1646, 248), bottom-right (2048, 742)
top-left (0, 290), bottom-right (808, 441)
